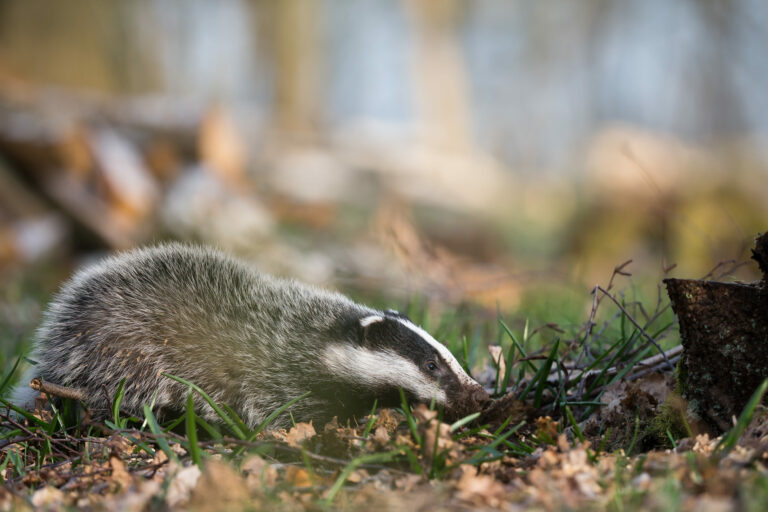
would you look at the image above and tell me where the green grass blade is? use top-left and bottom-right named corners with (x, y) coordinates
top-left (398, 444), bottom-right (422, 474)
top-left (565, 405), bottom-right (584, 443)
top-left (248, 391), bottom-right (311, 441)
top-left (112, 378), bottom-right (127, 428)
top-left (46, 400), bottom-right (65, 433)
top-left (461, 335), bottom-right (470, 374)
top-left (492, 415), bottom-right (513, 437)
top-left (606, 346), bottom-right (652, 388)
top-left (323, 450), bottom-right (401, 505)
top-left (186, 390), bottom-right (202, 468)
top-left (0, 455), bottom-right (11, 483)
top-left (619, 303), bottom-right (627, 341)
top-left (140, 389), bottom-right (160, 430)
top-left (0, 429), bottom-right (23, 440)
top-left (222, 403), bottom-right (250, 437)
top-left (143, 404), bottom-right (178, 464)
top-left (491, 348), bottom-right (502, 395)
top-left (0, 356), bottom-right (24, 395)
top-left (580, 346), bottom-right (652, 421)
top-left (627, 414), bottom-right (640, 455)
top-left (453, 423), bottom-right (492, 440)
top-left (399, 388), bottom-right (421, 446)
top-left (362, 399), bottom-right (378, 439)
top-left (519, 339), bottom-right (558, 402)
top-left (162, 373), bottom-right (246, 439)
top-left (715, 377), bottom-right (768, 456)
top-left (449, 412), bottom-right (481, 432)
top-left (499, 342), bottom-right (515, 395)
top-left (194, 413), bottom-right (222, 440)
top-left (120, 433), bottom-right (156, 457)
top-left (0, 397), bottom-right (50, 428)
top-left (454, 421), bottom-right (524, 467)
top-left (583, 336), bottom-right (635, 397)
top-left (162, 415), bottom-right (185, 432)
top-left (499, 320), bottom-right (537, 373)
top-left (666, 429), bottom-right (677, 450)
top-left (650, 320), bottom-right (674, 339)
top-left (566, 334), bottom-right (628, 391)
top-left (533, 338), bottom-right (559, 408)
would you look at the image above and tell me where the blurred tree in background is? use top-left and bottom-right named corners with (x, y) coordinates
top-left (0, 0), bottom-right (765, 310)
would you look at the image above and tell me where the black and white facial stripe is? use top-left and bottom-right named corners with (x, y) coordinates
top-left (322, 312), bottom-right (479, 407)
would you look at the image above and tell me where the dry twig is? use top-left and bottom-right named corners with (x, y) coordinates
top-left (30, 378), bottom-right (88, 402)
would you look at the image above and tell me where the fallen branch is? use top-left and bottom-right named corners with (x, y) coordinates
top-left (625, 353), bottom-right (682, 382)
top-left (30, 378), bottom-right (88, 402)
top-left (509, 344), bottom-right (683, 394)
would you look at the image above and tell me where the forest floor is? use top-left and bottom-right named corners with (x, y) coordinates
top-left (2, 264), bottom-right (768, 512)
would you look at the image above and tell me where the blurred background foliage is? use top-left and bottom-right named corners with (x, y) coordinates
top-left (0, 0), bottom-right (766, 364)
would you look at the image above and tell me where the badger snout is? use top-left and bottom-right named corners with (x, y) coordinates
top-left (466, 384), bottom-right (490, 412)
top-left (472, 387), bottom-right (491, 407)
top-left (443, 383), bottom-right (491, 421)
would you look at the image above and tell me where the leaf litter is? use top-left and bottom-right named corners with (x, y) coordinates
top-left (3, 379), bottom-right (768, 512)
top-left (3, 260), bottom-right (768, 510)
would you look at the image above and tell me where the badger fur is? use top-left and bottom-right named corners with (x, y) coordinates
top-left (12, 244), bottom-right (489, 429)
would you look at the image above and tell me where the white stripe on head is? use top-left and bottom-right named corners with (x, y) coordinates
top-left (396, 319), bottom-right (479, 387)
top-left (360, 315), bottom-right (384, 327)
top-left (322, 344), bottom-right (446, 404)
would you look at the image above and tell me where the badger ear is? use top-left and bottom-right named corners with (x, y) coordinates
top-left (384, 309), bottom-right (411, 321)
top-left (357, 314), bottom-right (390, 347)
top-left (360, 315), bottom-right (385, 328)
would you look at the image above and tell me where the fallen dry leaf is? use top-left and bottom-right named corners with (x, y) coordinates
top-left (412, 404), bottom-right (438, 424)
top-left (106, 433), bottom-right (134, 458)
top-left (346, 469), bottom-right (369, 484)
top-left (189, 460), bottom-right (253, 511)
top-left (394, 473), bottom-right (423, 493)
top-left (31, 486), bottom-right (65, 509)
top-left (373, 426), bottom-right (390, 444)
top-left (693, 434), bottom-right (717, 457)
top-left (323, 416), bottom-right (339, 432)
top-left (109, 455), bottom-right (133, 490)
top-left (535, 416), bottom-right (559, 441)
top-left (285, 466), bottom-right (313, 487)
top-left (374, 408), bottom-right (403, 433)
top-left (151, 449), bottom-right (168, 467)
top-left (455, 464), bottom-right (507, 507)
top-left (242, 455), bottom-right (278, 492)
top-left (165, 464), bottom-right (201, 508)
top-left (488, 344), bottom-right (506, 380)
top-left (101, 480), bottom-right (161, 512)
top-left (285, 421), bottom-right (317, 448)
top-left (412, 404), bottom-right (459, 462)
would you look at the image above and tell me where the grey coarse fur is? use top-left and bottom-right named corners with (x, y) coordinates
top-left (11, 244), bottom-right (486, 430)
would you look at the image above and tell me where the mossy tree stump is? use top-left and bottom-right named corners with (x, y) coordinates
top-left (665, 232), bottom-right (768, 432)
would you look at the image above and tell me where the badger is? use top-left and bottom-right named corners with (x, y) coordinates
top-left (12, 244), bottom-right (489, 429)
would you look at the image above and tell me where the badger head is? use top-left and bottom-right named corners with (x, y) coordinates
top-left (322, 311), bottom-right (490, 421)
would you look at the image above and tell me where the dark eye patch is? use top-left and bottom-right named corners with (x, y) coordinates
top-left (359, 316), bottom-right (435, 361)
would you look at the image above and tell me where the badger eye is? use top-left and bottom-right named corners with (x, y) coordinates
top-left (426, 361), bottom-right (438, 372)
